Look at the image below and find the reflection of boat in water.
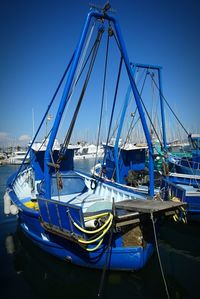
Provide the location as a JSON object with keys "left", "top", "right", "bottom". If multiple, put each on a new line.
{"left": 5, "top": 223, "right": 200, "bottom": 299}
{"left": 4, "top": 228, "right": 102, "bottom": 299}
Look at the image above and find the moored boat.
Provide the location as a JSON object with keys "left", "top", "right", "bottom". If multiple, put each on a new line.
{"left": 4, "top": 4, "right": 186, "bottom": 271}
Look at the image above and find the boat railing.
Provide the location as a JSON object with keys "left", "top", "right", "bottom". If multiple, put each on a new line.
{"left": 181, "top": 158, "right": 200, "bottom": 170}
{"left": 161, "top": 178, "right": 186, "bottom": 202}
{"left": 37, "top": 196, "right": 86, "bottom": 240}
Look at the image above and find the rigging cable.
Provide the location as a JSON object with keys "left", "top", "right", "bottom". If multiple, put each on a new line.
{"left": 112, "top": 32, "right": 164, "bottom": 149}
{"left": 150, "top": 212, "right": 171, "bottom": 299}
{"left": 57, "top": 27, "right": 105, "bottom": 163}
{"left": 11, "top": 53, "right": 75, "bottom": 186}
{"left": 149, "top": 73, "right": 189, "bottom": 136}
{"left": 59, "top": 22, "right": 96, "bottom": 132}
{"left": 123, "top": 67, "right": 149, "bottom": 147}
{"left": 110, "top": 67, "right": 146, "bottom": 141}
{"left": 97, "top": 198, "right": 115, "bottom": 298}
{"left": 101, "top": 55, "right": 123, "bottom": 173}
{"left": 93, "top": 28, "right": 111, "bottom": 173}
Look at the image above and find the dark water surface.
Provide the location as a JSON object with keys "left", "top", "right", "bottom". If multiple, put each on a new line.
{"left": 0, "top": 163, "right": 200, "bottom": 299}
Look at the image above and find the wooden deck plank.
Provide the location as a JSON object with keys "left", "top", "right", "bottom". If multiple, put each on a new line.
{"left": 115, "top": 199, "right": 187, "bottom": 213}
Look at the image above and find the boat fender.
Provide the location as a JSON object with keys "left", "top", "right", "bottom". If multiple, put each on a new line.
{"left": 84, "top": 219, "right": 100, "bottom": 229}
{"left": 4, "top": 192, "right": 11, "bottom": 215}
{"left": 10, "top": 204, "right": 19, "bottom": 215}
{"left": 90, "top": 179, "right": 97, "bottom": 190}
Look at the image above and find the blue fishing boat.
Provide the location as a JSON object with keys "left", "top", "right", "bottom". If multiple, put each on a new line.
{"left": 4, "top": 4, "right": 185, "bottom": 271}
{"left": 163, "top": 134, "right": 200, "bottom": 219}
{"left": 145, "top": 66, "right": 200, "bottom": 217}
{"left": 94, "top": 59, "right": 200, "bottom": 219}
{"left": 168, "top": 134, "right": 200, "bottom": 177}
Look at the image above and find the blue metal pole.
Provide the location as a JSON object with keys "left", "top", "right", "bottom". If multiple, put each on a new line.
{"left": 44, "top": 10, "right": 154, "bottom": 198}
{"left": 112, "top": 21, "right": 155, "bottom": 197}
{"left": 131, "top": 62, "right": 167, "bottom": 151}
{"left": 44, "top": 11, "right": 96, "bottom": 198}
{"left": 114, "top": 67, "right": 137, "bottom": 183}
{"left": 158, "top": 68, "right": 167, "bottom": 151}
{"left": 131, "top": 62, "right": 161, "bottom": 70}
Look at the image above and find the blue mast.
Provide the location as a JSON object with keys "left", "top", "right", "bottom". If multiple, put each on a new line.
{"left": 44, "top": 8, "right": 155, "bottom": 198}
{"left": 130, "top": 63, "right": 167, "bottom": 151}
{"left": 114, "top": 67, "right": 136, "bottom": 184}
{"left": 158, "top": 68, "right": 167, "bottom": 151}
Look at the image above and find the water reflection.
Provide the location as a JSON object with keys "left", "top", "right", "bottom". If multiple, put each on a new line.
{"left": 4, "top": 221, "right": 200, "bottom": 299}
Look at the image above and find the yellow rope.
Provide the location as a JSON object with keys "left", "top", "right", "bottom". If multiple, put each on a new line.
{"left": 77, "top": 215, "right": 113, "bottom": 244}
{"left": 84, "top": 212, "right": 109, "bottom": 220}
{"left": 85, "top": 238, "right": 104, "bottom": 252}
{"left": 73, "top": 213, "right": 113, "bottom": 235}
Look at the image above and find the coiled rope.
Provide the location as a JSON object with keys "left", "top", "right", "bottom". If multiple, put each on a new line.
{"left": 67, "top": 211, "right": 113, "bottom": 252}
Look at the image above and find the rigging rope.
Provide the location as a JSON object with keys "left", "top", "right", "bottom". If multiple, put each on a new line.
{"left": 149, "top": 73, "right": 189, "bottom": 136}
{"left": 57, "top": 27, "right": 104, "bottom": 163}
{"left": 59, "top": 22, "right": 96, "bottom": 132}
{"left": 138, "top": 71, "right": 164, "bottom": 150}
{"left": 122, "top": 67, "right": 149, "bottom": 147}
{"left": 150, "top": 212, "right": 171, "bottom": 299}
{"left": 12, "top": 53, "right": 74, "bottom": 186}
{"left": 93, "top": 29, "right": 111, "bottom": 173}
{"left": 112, "top": 31, "right": 165, "bottom": 151}
{"left": 101, "top": 55, "right": 123, "bottom": 173}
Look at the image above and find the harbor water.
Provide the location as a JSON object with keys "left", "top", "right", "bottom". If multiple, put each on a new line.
{"left": 0, "top": 161, "right": 200, "bottom": 299}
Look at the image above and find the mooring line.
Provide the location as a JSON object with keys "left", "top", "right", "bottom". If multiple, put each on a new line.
{"left": 150, "top": 212, "right": 170, "bottom": 299}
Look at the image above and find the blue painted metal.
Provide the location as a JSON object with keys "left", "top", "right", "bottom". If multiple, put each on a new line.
{"left": 6, "top": 8, "right": 171, "bottom": 271}
{"left": 37, "top": 197, "right": 86, "bottom": 238}
{"left": 189, "top": 134, "right": 200, "bottom": 163}
{"left": 106, "top": 145, "right": 146, "bottom": 184}
{"left": 158, "top": 68, "right": 167, "bottom": 151}
{"left": 114, "top": 65, "right": 138, "bottom": 183}
{"left": 7, "top": 171, "right": 154, "bottom": 271}
{"left": 30, "top": 148, "right": 74, "bottom": 181}
{"left": 131, "top": 63, "right": 167, "bottom": 152}
{"left": 112, "top": 20, "right": 155, "bottom": 197}
{"left": 44, "top": 12, "right": 94, "bottom": 199}
{"left": 167, "top": 173, "right": 200, "bottom": 188}
{"left": 20, "top": 218, "right": 153, "bottom": 270}
{"left": 44, "top": 10, "right": 155, "bottom": 198}
{"left": 130, "top": 62, "right": 162, "bottom": 70}
{"left": 161, "top": 177, "right": 200, "bottom": 216}
{"left": 114, "top": 85, "right": 132, "bottom": 183}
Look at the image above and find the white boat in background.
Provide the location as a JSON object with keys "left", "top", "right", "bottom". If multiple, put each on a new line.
{"left": 31, "top": 138, "right": 61, "bottom": 151}
{"left": 8, "top": 150, "right": 30, "bottom": 165}
{"left": 74, "top": 144, "right": 104, "bottom": 160}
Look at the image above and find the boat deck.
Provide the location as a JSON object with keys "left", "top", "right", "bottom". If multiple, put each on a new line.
{"left": 115, "top": 199, "right": 187, "bottom": 214}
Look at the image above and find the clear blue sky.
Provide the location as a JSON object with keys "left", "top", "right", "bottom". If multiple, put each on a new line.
{"left": 1, "top": 0, "right": 200, "bottom": 146}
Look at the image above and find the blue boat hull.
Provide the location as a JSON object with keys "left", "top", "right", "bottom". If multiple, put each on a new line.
{"left": 161, "top": 177, "right": 200, "bottom": 220}
{"left": 168, "top": 174, "right": 200, "bottom": 188}
{"left": 169, "top": 159, "right": 200, "bottom": 176}
{"left": 18, "top": 210, "right": 153, "bottom": 271}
